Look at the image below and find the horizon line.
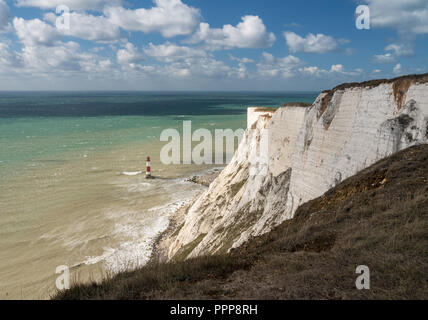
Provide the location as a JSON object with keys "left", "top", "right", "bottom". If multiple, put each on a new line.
{"left": 0, "top": 90, "right": 320, "bottom": 94}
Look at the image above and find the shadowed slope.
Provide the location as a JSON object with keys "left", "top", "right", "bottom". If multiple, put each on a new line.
{"left": 54, "top": 145, "right": 428, "bottom": 300}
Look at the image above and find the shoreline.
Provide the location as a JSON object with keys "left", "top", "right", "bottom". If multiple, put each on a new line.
{"left": 149, "top": 168, "right": 223, "bottom": 264}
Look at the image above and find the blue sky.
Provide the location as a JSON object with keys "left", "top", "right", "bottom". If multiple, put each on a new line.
{"left": 0, "top": 0, "right": 427, "bottom": 91}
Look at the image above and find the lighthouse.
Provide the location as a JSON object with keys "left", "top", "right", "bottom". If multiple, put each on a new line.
{"left": 146, "top": 156, "right": 152, "bottom": 179}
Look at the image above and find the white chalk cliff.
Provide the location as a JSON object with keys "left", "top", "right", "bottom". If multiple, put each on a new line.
{"left": 168, "top": 74, "right": 428, "bottom": 260}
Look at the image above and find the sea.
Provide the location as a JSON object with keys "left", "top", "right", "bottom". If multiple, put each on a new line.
{"left": 0, "top": 91, "right": 317, "bottom": 299}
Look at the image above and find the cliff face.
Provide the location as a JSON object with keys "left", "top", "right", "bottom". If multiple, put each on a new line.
{"left": 289, "top": 76, "right": 428, "bottom": 213}
{"left": 169, "top": 106, "right": 307, "bottom": 258}
{"left": 169, "top": 74, "right": 428, "bottom": 260}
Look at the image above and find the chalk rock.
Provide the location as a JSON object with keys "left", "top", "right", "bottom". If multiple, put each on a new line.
{"left": 168, "top": 74, "right": 428, "bottom": 259}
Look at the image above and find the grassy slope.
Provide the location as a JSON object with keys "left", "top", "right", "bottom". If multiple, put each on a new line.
{"left": 55, "top": 145, "right": 428, "bottom": 300}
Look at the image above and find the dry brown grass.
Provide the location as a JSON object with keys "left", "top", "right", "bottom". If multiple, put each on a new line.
{"left": 54, "top": 145, "right": 428, "bottom": 300}
{"left": 252, "top": 107, "right": 277, "bottom": 112}
{"left": 282, "top": 102, "right": 312, "bottom": 108}
{"left": 54, "top": 255, "right": 253, "bottom": 300}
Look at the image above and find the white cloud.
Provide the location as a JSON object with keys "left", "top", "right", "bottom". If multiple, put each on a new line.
{"left": 118, "top": 54, "right": 241, "bottom": 80}
{"left": 229, "top": 55, "right": 255, "bottom": 64}
{"left": 284, "top": 31, "right": 342, "bottom": 54}
{"left": 144, "top": 42, "right": 206, "bottom": 62}
{"left": 372, "top": 42, "right": 414, "bottom": 64}
{"left": 13, "top": 17, "right": 60, "bottom": 46}
{"left": 117, "top": 42, "right": 144, "bottom": 65}
{"left": 261, "top": 52, "right": 275, "bottom": 64}
{"left": 16, "top": 1, "right": 199, "bottom": 42}
{"left": 365, "top": 1, "right": 427, "bottom": 63}
{"left": 373, "top": 53, "right": 395, "bottom": 63}
{"left": 257, "top": 52, "right": 302, "bottom": 78}
{"left": 227, "top": 55, "right": 254, "bottom": 79}
{"left": 167, "top": 57, "right": 234, "bottom": 78}
{"left": 15, "top": 0, "right": 122, "bottom": 10}
{"left": 330, "top": 64, "right": 363, "bottom": 76}
{"left": 98, "top": 59, "right": 112, "bottom": 70}
{"left": 0, "top": 0, "right": 11, "bottom": 32}
{"left": 17, "top": 40, "right": 111, "bottom": 76}
{"left": 0, "top": 43, "right": 23, "bottom": 71}
{"left": 235, "top": 63, "right": 248, "bottom": 79}
{"left": 299, "top": 66, "right": 320, "bottom": 76}
{"left": 330, "top": 64, "right": 343, "bottom": 73}
{"left": 104, "top": 0, "right": 200, "bottom": 37}
{"left": 284, "top": 22, "right": 303, "bottom": 28}
{"left": 366, "top": 0, "right": 428, "bottom": 35}
{"left": 8, "top": 16, "right": 115, "bottom": 77}
{"left": 44, "top": 12, "right": 121, "bottom": 41}
{"left": 188, "top": 15, "right": 276, "bottom": 49}
{"left": 393, "top": 63, "right": 403, "bottom": 75}
{"left": 385, "top": 43, "right": 414, "bottom": 57}
{"left": 299, "top": 64, "right": 363, "bottom": 78}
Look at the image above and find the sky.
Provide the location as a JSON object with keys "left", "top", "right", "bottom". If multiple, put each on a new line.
{"left": 0, "top": 0, "right": 427, "bottom": 91}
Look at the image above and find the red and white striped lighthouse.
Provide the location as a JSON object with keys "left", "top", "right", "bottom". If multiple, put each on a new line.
{"left": 146, "top": 156, "right": 152, "bottom": 179}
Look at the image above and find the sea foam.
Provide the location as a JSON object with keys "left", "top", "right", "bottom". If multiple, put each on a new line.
{"left": 122, "top": 171, "right": 142, "bottom": 176}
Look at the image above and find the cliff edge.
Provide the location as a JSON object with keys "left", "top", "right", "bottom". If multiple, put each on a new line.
{"left": 168, "top": 73, "right": 428, "bottom": 260}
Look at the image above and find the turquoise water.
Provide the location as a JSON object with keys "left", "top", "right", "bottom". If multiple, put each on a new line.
{"left": 0, "top": 115, "right": 239, "bottom": 169}
{"left": 0, "top": 92, "right": 316, "bottom": 168}
{"left": 0, "top": 92, "right": 317, "bottom": 299}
